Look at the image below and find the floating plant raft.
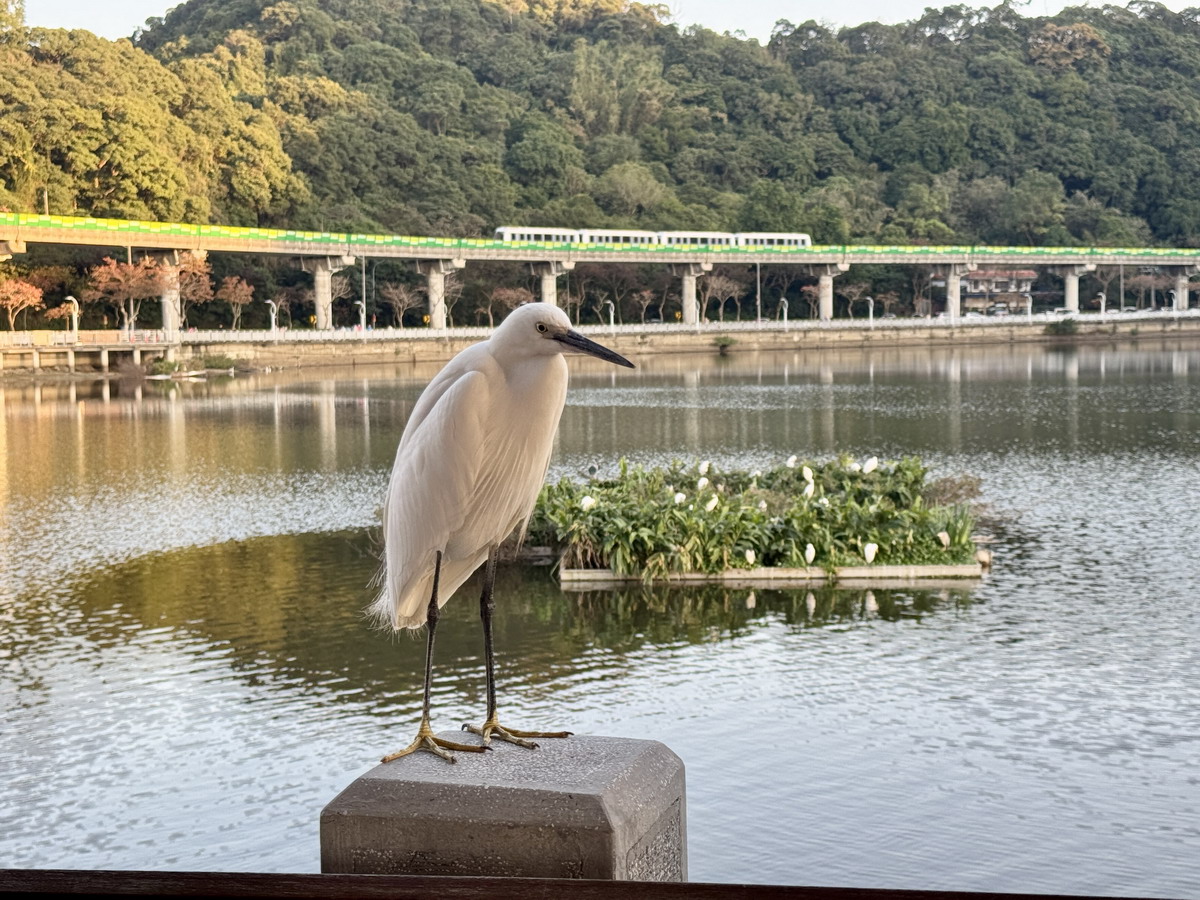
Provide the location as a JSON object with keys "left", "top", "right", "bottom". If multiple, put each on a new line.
{"left": 557, "top": 562, "right": 985, "bottom": 589}
{"left": 527, "top": 455, "right": 989, "bottom": 587}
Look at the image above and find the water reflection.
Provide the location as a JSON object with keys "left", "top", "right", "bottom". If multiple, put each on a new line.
{"left": 3, "top": 339, "right": 1200, "bottom": 895}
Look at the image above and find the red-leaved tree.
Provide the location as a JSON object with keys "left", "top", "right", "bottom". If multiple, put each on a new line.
{"left": 0, "top": 278, "right": 44, "bottom": 330}
{"left": 216, "top": 276, "right": 255, "bottom": 329}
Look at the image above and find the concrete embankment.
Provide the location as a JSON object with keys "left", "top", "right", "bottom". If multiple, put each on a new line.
{"left": 175, "top": 315, "right": 1200, "bottom": 370}
{"left": 4, "top": 315, "right": 1200, "bottom": 377}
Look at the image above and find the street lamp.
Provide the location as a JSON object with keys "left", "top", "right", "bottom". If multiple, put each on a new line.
{"left": 64, "top": 295, "right": 80, "bottom": 341}
{"left": 1097, "top": 291, "right": 1107, "bottom": 319}
{"left": 867, "top": 296, "right": 874, "bottom": 327}
{"left": 355, "top": 299, "right": 367, "bottom": 331}
{"left": 779, "top": 297, "right": 789, "bottom": 330}
{"left": 265, "top": 299, "right": 279, "bottom": 336}
{"left": 604, "top": 299, "right": 615, "bottom": 334}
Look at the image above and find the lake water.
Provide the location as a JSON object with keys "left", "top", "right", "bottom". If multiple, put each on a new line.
{"left": 1, "top": 339, "right": 1198, "bottom": 896}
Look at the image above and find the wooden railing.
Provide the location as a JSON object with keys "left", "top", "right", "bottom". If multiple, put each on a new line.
{"left": 0, "top": 870, "right": 1160, "bottom": 900}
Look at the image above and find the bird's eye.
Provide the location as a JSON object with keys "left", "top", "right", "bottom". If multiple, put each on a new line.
{"left": 536, "top": 322, "right": 548, "bottom": 333}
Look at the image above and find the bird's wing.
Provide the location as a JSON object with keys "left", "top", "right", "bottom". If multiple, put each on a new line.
{"left": 371, "top": 366, "right": 494, "bottom": 630}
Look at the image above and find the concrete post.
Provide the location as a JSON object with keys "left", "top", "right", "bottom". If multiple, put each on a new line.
{"left": 99, "top": 348, "right": 109, "bottom": 372}
{"left": 811, "top": 263, "right": 849, "bottom": 321}
{"left": 321, "top": 735, "right": 686, "bottom": 881}
{"left": 308, "top": 256, "right": 356, "bottom": 330}
{"left": 1049, "top": 264, "right": 1095, "bottom": 313}
{"left": 669, "top": 262, "right": 712, "bottom": 325}
{"left": 415, "top": 259, "right": 466, "bottom": 328}
{"left": 67, "top": 349, "right": 75, "bottom": 373}
{"left": 530, "top": 261, "right": 575, "bottom": 307}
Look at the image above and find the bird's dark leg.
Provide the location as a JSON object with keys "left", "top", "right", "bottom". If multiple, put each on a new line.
{"left": 382, "top": 551, "right": 488, "bottom": 764}
{"left": 464, "top": 546, "right": 572, "bottom": 749}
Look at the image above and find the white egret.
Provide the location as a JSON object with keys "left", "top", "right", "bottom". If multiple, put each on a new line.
{"left": 371, "top": 303, "right": 634, "bottom": 763}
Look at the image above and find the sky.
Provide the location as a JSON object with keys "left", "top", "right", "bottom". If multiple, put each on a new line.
{"left": 24, "top": 0, "right": 1200, "bottom": 43}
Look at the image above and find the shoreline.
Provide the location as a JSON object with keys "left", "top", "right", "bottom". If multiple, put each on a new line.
{"left": 3, "top": 314, "right": 1200, "bottom": 379}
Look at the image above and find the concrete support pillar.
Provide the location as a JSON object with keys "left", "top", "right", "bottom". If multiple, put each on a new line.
{"left": 1169, "top": 267, "right": 1197, "bottom": 310}
{"left": 810, "top": 263, "right": 849, "bottom": 321}
{"left": 149, "top": 249, "right": 187, "bottom": 338}
{"left": 67, "top": 349, "right": 75, "bottom": 373}
{"left": 937, "top": 264, "right": 971, "bottom": 320}
{"left": 99, "top": 349, "right": 109, "bottom": 372}
{"left": 529, "top": 261, "right": 575, "bottom": 307}
{"left": 415, "top": 259, "right": 466, "bottom": 329}
{"left": 536, "top": 261, "right": 576, "bottom": 307}
{"left": 669, "top": 262, "right": 712, "bottom": 325}
{"left": 308, "top": 256, "right": 356, "bottom": 330}
{"left": 321, "top": 735, "right": 686, "bottom": 881}
{"left": 31, "top": 349, "right": 40, "bottom": 370}
{"left": 1048, "top": 264, "right": 1095, "bottom": 312}
{"left": 132, "top": 347, "right": 142, "bottom": 366}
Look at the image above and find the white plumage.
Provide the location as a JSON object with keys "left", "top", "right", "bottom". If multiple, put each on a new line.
{"left": 371, "top": 302, "right": 633, "bottom": 762}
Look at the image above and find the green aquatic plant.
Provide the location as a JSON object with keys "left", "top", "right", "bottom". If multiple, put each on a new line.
{"left": 528, "top": 456, "right": 979, "bottom": 579}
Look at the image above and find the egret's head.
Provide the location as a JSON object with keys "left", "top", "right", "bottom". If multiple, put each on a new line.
{"left": 497, "top": 303, "right": 634, "bottom": 368}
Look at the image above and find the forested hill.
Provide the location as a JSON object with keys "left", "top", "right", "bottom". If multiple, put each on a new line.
{"left": 8, "top": 0, "right": 1200, "bottom": 247}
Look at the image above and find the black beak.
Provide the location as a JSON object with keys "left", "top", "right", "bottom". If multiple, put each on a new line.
{"left": 553, "top": 329, "right": 635, "bottom": 368}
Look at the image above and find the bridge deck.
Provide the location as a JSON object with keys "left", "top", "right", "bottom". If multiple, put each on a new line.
{"left": 5, "top": 212, "right": 1200, "bottom": 266}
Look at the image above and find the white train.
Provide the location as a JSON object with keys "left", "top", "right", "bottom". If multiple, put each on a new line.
{"left": 493, "top": 226, "right": 812, "bottom": 248}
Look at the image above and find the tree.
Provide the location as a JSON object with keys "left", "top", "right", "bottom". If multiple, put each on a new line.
{"left": 379, "top": 281, "right": 424, "bottom": 327}
{"left": 0, "top": 277, "right": 42, "bottom": 329}
{"left": 83, "top": 257, "right": 165, "bottom": 331}
{"left": 0, "top": 1, "right": 25, "bottom": 38}
{"left": 442, "top": 272, "right": 464, "bottom": 326}
{"left": 328, "top": 274, "right": 353, "bottom": 326}
{"left": 43, "top": 303, "right": 74, "bottom": 329}
{"left": 800, "top": 284, "right": 820, "bottom": 319}
{"left": 480, "top": 286, "right": 534, "bottom": 327}
{"left": 216, "top": 275, "right": 255, "bottom": 329}
{"left": 702, "top": 273, "right": 745, "bottom": 321}
{"left": 839, "top": 281, "right": 872, "bottom": 318}
{"left": 877, "top": 290, "right": 903, "bottom": 317}
{"left": 594, "top": 162, "right": 668, "bottom": 218}
{"left": 178, "top": 252, "right": 214, "bottom": 327}
{"left": 632, "top": 289, "right": 656, "bottom": 323}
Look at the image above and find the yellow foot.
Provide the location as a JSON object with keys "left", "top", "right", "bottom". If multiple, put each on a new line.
{"left": 382, "top": 723, "right": 489, "bottom": 764}
{"left": 462, "top": 717, "right": 573, "bottom": 750}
